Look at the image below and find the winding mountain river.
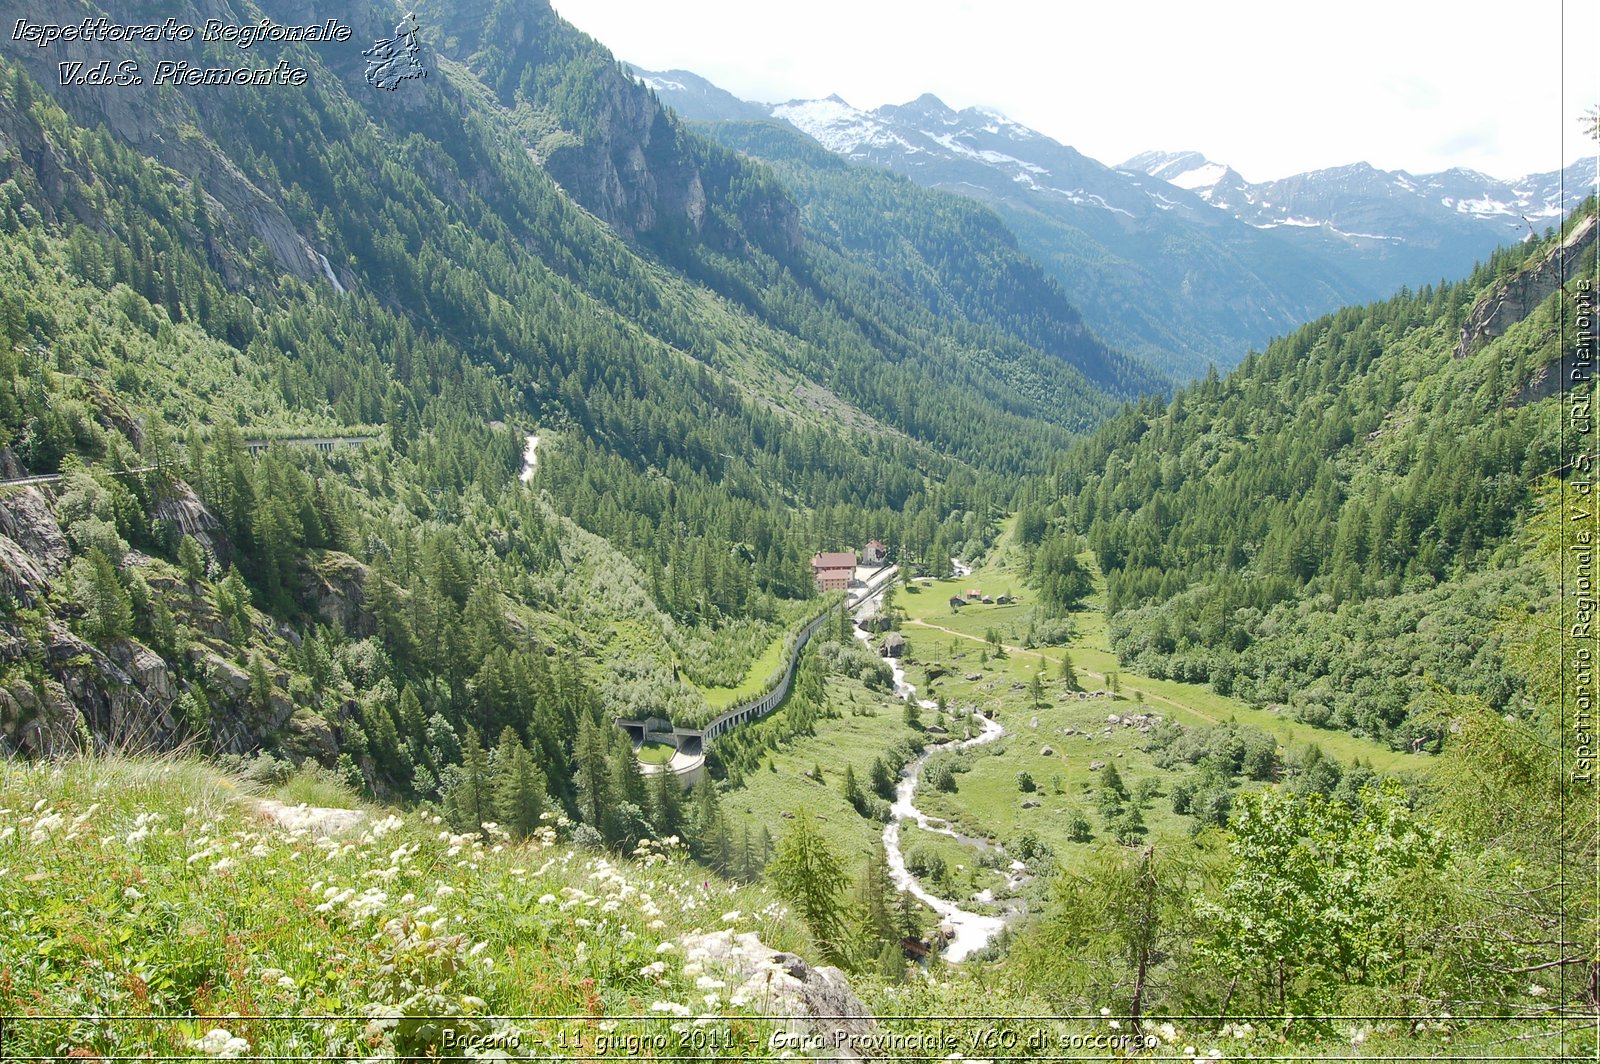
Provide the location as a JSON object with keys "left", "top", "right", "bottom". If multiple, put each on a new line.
{"left": 852, "top": 588, "right": 1010, "bottom": 961}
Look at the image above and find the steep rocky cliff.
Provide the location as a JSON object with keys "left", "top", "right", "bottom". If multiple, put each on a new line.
{"left": 1457, "top": 212, "right": 1597, "bottom": 358}
{"left": 416, "top": 0, "right": 801, "bottom": 257}
{"left": 0, "top": 478, "right": 342, "bottom": 762}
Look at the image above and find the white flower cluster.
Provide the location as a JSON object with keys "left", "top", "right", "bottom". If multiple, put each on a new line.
{"left": 189, "top": 1028, "right": 250, "bottom": 1058}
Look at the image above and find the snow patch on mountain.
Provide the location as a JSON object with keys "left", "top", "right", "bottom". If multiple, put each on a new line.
{"left": 927, "top": 132, "right": 1047, "bottom": 174}
{"left": 1166, "top": 161, "right": 1229, "bottom": 191}
{"left": 637, "top": 74, "right": 686, "bottom": 94}
{"left": 773, "top": 96, "right": 912, "bottom": 156}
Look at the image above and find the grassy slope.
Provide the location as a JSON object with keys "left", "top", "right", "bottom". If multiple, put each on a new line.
{"left": 0, "top": 758, "right": 1568, "bottom": 1062}
{"left": 888, "top": 519, "right": 1422, "bottom": 885}
{"left": 721, "top": 675, "right": 920, "bottom": 872}
{"left": 902, "top": 520, "right": 1418, "bottom": 770}
{"left": 691, "top": 633, "right": 789, "bottom": 712}
{"left": 0, "top": 757, "right": 812, "bottom": 1060}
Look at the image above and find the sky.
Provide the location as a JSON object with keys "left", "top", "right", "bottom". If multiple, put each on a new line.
{"left": 551, "top": 0, "right": 1598, "bottom": 183}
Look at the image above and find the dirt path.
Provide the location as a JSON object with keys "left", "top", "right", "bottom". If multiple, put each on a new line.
{"left": 903, "top": 617, "right": 1222, "bottom": 726}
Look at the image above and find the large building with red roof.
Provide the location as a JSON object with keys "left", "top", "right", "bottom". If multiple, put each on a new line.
{"left": 810, "top": 551, "right": 857, "bottom": 591}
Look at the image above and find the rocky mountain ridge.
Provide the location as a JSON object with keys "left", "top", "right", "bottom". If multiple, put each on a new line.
{"left": 634, "top": 67, "right": 1593, "bottom": 377}
{"left": 1124, "top": 148, "right": 1595, "bottom": 239}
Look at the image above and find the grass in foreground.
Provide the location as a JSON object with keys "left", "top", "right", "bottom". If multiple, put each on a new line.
{"left": 0, "top": 755, "right": 812, "bottom": 1059}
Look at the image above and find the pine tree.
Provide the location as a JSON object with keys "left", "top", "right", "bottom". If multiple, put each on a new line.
{"left": 573, "top": 714, "right": 612, "bottom": 840}
{"left": 738, "top": 825, "right": 755, "bottom": 881}
{"left": 247, "top": 653, "right": 274, "bottom": 717}
{"left": 651, "top": 766, "right": 683, "bottom": 841}
{"left": 612, "top": 738, "right": 650, "bottom": 810}
{"left": 689, "top": 778, "right": 727, "bottom": 868}
{"left": 492, "top": 726, "right": 546, "bottom": 838}
{"left": 842, "top": 764, "right": 865, "bottom": 815}
{"left": 1101, "top": 762, "right": 1128, "bottom": 802}
{"left": 178, "top": 535, "right": 206, "bottom": 586}
{"left": 444, "top": 724, "right": 492, "bottom": 835}
{"left": 854, "top": 847, "right": 900, "bottom": 950}
{"left": 1058, "top": 651, "right": 1079, "bottom": 690}
{"left": 78, "top": 548, "right": 133, "bottom": 643}
{"left": 870, "top": 757, "right": 896, "bottom": 800}
{"left": 767, "top": 810, "right": 851, "bottom": 965}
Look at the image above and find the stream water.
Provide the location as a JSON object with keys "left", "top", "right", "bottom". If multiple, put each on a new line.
{"left": 519, "top": 434, "right": 540, "bottom": 482}
{"left": 315, "top": 251, "right": 346, "bottom": 294}
{"left": 852, "top": 586, "right": 1012, "bottom": 962}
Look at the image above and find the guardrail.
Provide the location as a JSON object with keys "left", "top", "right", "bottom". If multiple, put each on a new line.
{"left": 620, "top": 566, "right": 898, "bottom": 766}
{"left": 700, "top": 607, "right": 835, "bottom": 742}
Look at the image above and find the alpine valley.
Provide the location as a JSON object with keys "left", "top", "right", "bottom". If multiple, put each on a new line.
{"left": 0, "top": 1, "right": 1593, "bottom": 1060}
{"left": 637, "top": 65, "right": 1596, "bottom": 378}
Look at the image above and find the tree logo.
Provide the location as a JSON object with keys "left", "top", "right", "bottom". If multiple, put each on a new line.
{"left": 364, "top": 12, "right": 427, "bottom": 91}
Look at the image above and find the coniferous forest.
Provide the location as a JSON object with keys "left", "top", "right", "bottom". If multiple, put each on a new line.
{"left": 0, "top": 1, "right": 1594, "bottom": 1060}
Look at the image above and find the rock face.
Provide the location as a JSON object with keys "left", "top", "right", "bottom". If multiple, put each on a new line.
{"left": 1458, "top": 213, "right": 1598, "bottom": 358}
{"left": 679, "top": 930, "right": 877, "bottom": 1061}
{"left": 0, "top": 488, "right": 70, "bottom": 576}
{"left": 0, "top": 676, "right": 79, "bottom": 757}
{"left": 300, "top": 551, "right": 374, "bottom": 637}
{"left": 53, "top": 629, "right": 183, "bottom": 752}
{"left": 151, "top": 483, "right": 230, "bottom": 567}
{"left": 0, "top": 624, "right": 184, "bottom": 757}
{"left": 570, "top": 97, "right": 796, "bottom": 255}
{"left": 417, "top": 0, "right": 801, "bottom": 259}
{"left": 0, "top": 534, "right": 52, "bottom": 605}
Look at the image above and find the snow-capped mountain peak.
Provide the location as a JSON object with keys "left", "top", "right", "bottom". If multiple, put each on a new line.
{"left": 1124, "top": 149, "right": 1596, "bottom": 240}
{"left": 770, "top": 95, "right": 906, "bottom": 156}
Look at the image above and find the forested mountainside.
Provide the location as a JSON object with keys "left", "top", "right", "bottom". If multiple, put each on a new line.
{"left": 0, "top": 0, "right": 1596, "bottom": 1057}
{"left": 1041, "top": 204, "right": 1596, "bottom": 749}
{"left": 0, "top": 0, "right": 1151, "bottom": 825}
{"left": 640, "top": 69, "right": 1576, "bottom": 382}
{"left": 685, "top": 118, "right": 1155, "bottom": 399}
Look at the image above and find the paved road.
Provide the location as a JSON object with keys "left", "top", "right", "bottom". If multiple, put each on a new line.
{"left": 0, "top": 465, "right": 157, "bottom": 489}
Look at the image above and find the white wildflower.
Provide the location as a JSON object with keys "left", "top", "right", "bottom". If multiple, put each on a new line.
{"left": 189, "top": 1028, "right": 250, "bottom": 1058}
